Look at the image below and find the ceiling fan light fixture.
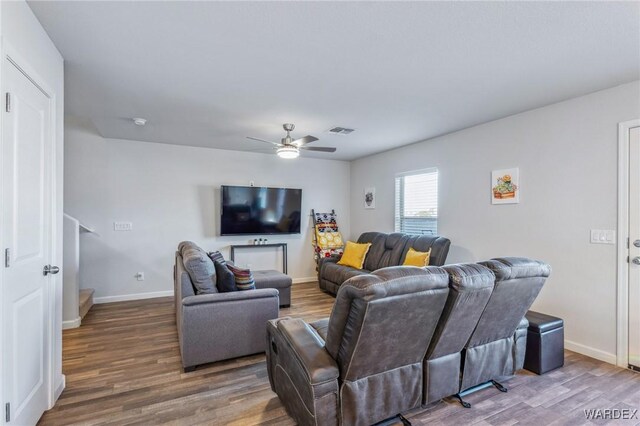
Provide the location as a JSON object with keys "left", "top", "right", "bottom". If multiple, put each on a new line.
{"left": 276, "top": 145, "right": 299, "bottom": 159}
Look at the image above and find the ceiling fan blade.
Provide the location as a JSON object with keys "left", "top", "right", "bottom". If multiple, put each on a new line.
{"left": 246, "top": 136, "right": 281, "bottom": 146}
{"left": 299, "top": 146, "right": 336, "bottom": 153}
{"left": 292, "top": 135, "right": 319, "bottom": 146}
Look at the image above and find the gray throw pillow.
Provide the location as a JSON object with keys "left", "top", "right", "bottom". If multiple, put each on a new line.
{"left": 178, "top": 240, "right": 201, "bottom": 253}
{"left": 181, "top": 247, "right": 218, "bottom": 294}
{"left": 214, "top": 260, "right": 237, "bottom": 292}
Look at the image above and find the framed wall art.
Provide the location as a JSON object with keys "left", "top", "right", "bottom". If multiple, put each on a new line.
{"left": 491, "top": 168, "right": 519, "bottom": 204}
{"left": 364, "top": 187, "right": 376, "bottom": 209}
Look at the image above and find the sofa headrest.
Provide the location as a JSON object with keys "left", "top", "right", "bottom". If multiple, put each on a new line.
{"left": 384, "top": 233, "right": 406, "bottom": 250}
{"left": 444, "top": 263, "right": 495, "bottom": 292}
{"left": 479, "top": 257, "right": 551, "bottom": 281}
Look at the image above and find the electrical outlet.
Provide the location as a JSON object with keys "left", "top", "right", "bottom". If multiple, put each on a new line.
{"left": 114, "top": 221, "right": 133, "bottom": 231}
{"left": 135, "top": 272, "right": 145, "bottom": 281}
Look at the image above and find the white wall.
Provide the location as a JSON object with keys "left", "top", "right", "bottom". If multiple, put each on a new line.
{"left": 0, "top": 0, "right": 65, "bottom": 413}
{"left": 350, "top": 81, "right": 640, "bottom": 363}
{"left": 64, "top": 116, "right": 350, "bottom": 301}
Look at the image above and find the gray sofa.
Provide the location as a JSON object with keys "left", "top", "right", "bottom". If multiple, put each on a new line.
{"left": 318, "top": 231, "right": 451, "bottom": 295}
{"left": 174, "top": 250, "right": 279, "bottom": 371}
{"left": 267, "top": 257, "right": 550, "bottom": 425}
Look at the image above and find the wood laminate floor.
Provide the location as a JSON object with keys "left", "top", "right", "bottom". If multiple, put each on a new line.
{"left": 40, "top": 282, "right": 640, "bottom": 425}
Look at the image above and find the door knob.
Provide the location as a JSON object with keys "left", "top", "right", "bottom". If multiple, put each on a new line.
{"left": 632, "top": 257, "right": 640, "bottom": 266}
{"left": 634, "top": 240, "right": 640, "bottom": 248}
{"left": 43, "top": 265, "right": 60, "bottom": 276}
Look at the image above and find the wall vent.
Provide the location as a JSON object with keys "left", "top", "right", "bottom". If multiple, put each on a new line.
{"left": 328, "top": 127, "right": 355, "bottom": 135}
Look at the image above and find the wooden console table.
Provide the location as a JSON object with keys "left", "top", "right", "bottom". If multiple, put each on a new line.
{"left": 229, "top": 243, "right": 288, "bottom": 274}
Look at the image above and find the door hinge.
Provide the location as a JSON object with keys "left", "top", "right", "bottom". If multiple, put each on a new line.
{"left": 627, "top": 237, "right": 630, "bottom": 249}
{"left": 5, "top": 92, "right": 10, "bottom": 113}
{"left": 627, "top": 256, "right": 630, "bottom": 263}
{"left": 5, "top": 402, "right": 9, "bottom": 423}
{"left": 4, "top": 248, "right": 10, "bottom": 268}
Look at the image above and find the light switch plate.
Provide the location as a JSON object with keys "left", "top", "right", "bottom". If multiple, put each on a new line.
{"left": 590, "top": 229, "right": 615, "bottom": 245}
{"left": 114, "top": 221, "right": 133, "bottom": 231}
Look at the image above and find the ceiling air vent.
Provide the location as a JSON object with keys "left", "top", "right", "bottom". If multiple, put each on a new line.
{"left": 328, "top": 127, "right": 355, "bottom": 135}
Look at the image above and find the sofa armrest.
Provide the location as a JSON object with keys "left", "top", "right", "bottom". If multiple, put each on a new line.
{"left": 513, "top": 316, "right": 529, "bottom": 371}
{"left": 179, "top": 288, "right": 279, "bottom": 368}
{"left": 182, "top": 288, "right": 279, "bottom": 306}
{"left": 318, "top": 255, "right": 341, "bottom": 279}
{"left": 266, "top": 318, "right": 340, "bottom": 425}
{"left": 319, "top": 254, "right": 341, "bottom": 267}
{"left": 276, "top": 318, "right": 339, "bottom": 385}
{"left": 517, "top": 316, "right": 529, "bottom": 331}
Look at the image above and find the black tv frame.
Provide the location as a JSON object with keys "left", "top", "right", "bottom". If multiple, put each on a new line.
{"left": 219, "top": 185, "right": 302, "bottom": 236}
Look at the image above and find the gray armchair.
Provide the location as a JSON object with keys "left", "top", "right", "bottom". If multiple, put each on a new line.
{"left": 175, "top": 252, "right": 279, "bottom": 371}
{"left": 266, "top": 266, "right": 450, "bottom": 426}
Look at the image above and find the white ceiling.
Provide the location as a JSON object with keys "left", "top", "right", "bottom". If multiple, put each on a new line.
{"left": 28, "top": 1, "right": 640, "bottom": 161}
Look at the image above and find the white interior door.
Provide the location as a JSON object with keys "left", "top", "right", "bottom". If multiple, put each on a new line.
{"left": 2, "top": 57, "right": 55, "bottom": 425}
{"left": 628, "top": 125, "right": 640, "bottom": 370}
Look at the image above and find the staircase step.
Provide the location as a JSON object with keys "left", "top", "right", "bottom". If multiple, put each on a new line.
{"left": 79, "top": 288, "right": 94, "bottom": 319}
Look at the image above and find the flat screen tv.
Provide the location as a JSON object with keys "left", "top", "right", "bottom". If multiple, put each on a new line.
{"left": 220, "top": 185, "right": 302, "bottom": 236}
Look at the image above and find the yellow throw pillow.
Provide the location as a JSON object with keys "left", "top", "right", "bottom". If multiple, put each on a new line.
{"left": 338, "top": 241, "right": 372, "bottom": 269}
{"left": 403, "top": 247, "right": 431, "bottom": 267}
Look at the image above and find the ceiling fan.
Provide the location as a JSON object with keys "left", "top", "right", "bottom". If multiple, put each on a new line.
{"left": 247, "top": 123, "right": 336, "bottom": 159}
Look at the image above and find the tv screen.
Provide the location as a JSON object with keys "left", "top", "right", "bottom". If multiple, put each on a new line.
{"left": 220, "top": 185, "right": 302, "bottom": 235}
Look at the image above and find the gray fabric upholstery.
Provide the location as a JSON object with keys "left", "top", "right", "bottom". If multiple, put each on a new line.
{"left": 179, "top": 242, "right": 218, "bottom": 294}
{"left": 422, "top": 263, "right": 495, "bottom": 404}
{"left": 175, "top": 251, "right": 279, "bottom": 370}
{"left": 460, "top": 257, "right": 550, "bottom": 391}
{"left": 268, "top": 266, "right": 450, "bottom": 426}
{"left": 213, "top": 260, "right": 236, "bottom": 292}
{"left": 318, "top": 232, "right": 451, "bottom": 295}
{"left": 253, "top": 270, "right": 292, "bottom": 307}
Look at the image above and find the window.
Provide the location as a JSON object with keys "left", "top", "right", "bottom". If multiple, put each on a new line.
{"left": 395, "top": 168, "right": 438, "bottom": 235}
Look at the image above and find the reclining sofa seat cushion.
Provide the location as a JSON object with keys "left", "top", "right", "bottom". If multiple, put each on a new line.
{"left": 422, "top": 263, "right": 495, "bottom": 405}
{"left": 266, "top": 266, "right": 450, "bottom": 426}
{"left": 460, "top": 257, "right": 551, "bottom": 391}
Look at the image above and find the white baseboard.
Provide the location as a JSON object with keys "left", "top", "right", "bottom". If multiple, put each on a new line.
{"left": 292, "top": 277, "right": 318, "bottom": 284}
{"left": 94, "top": 290, "right": 174, "bottom": 304}
{"left": 565, "top": 339, "right": 617, "bottom": 365}
{"left": 51, "top": 374, "right": 65, "bottom": 408}
{"left": 62, "top": 317, "right": 81, "bottom": 329}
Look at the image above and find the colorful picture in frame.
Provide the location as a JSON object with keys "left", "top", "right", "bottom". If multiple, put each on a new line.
{"left": 364, "top": 187, "right": 376, "bottom": 209}
{"left": 491, "top": 168, "right": 519, "bottom": 204}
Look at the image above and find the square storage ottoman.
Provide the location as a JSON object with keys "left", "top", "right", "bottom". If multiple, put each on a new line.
{"left": 253, "top": 270, "right": 292, "bottom": 308}
{"left": 524, "top": 311, "right": 564, "bottom": 375}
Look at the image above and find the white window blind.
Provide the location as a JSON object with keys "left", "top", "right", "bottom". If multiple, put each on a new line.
{"left": 395, "top": 169, "right": 438, "bottom": 235}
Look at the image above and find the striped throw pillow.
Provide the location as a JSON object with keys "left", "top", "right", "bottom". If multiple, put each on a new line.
{"left": 207, "top": 251, "right": 225, "bottom": 264}
{"left": 227, "top": 264, "right": 256, "bottom": 291}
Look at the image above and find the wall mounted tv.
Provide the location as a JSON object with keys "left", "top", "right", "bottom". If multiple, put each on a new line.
{"left": 220, "top": 185, "right": 302, "bottom": 236}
